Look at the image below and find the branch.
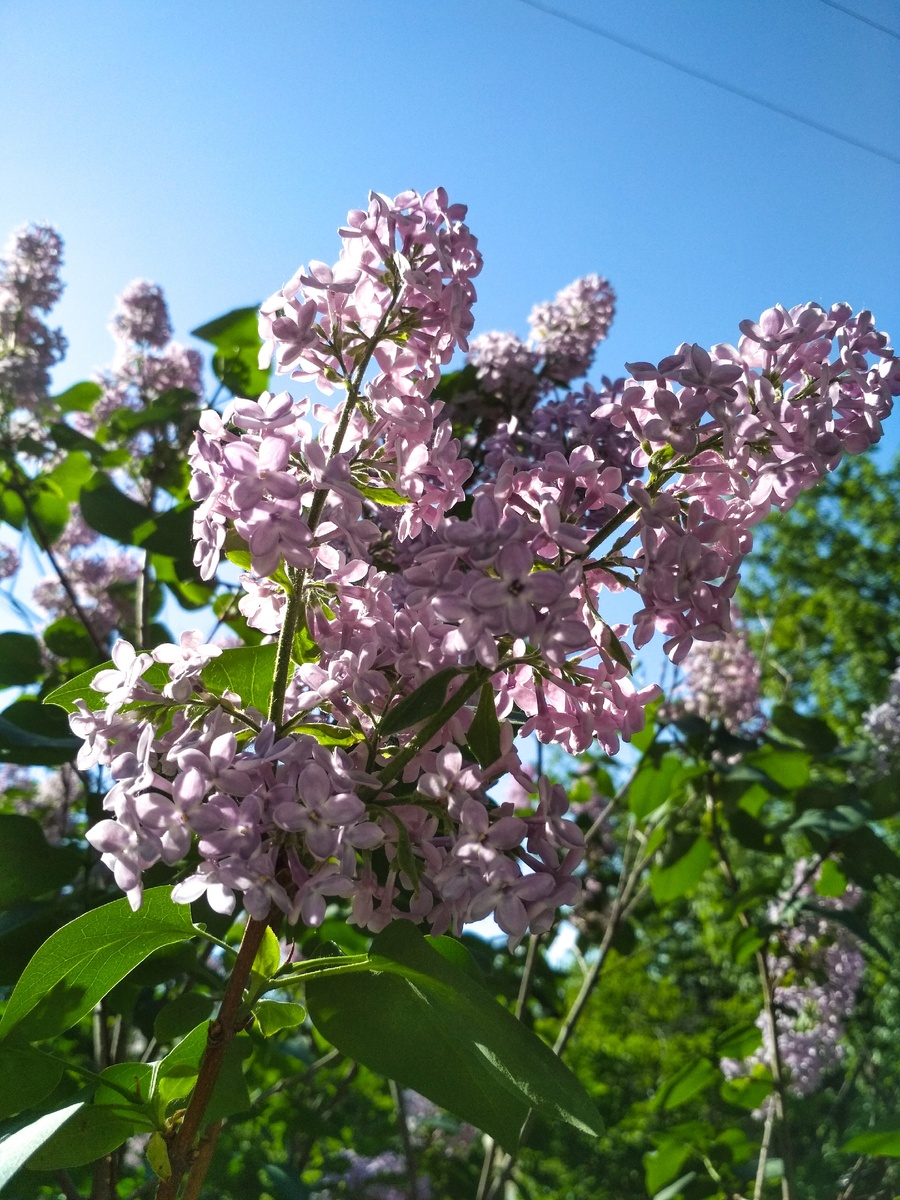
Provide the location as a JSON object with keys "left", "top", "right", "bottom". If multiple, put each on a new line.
{"left": 154, "top": 914, "right": 270, "bottom": 1200}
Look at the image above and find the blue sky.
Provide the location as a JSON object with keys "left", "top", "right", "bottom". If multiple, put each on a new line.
{"left": 1, "top": 0, "right": 897, "bottom": 426}
{"left": 1, "top": 0, "right": 898, "bottom": 678}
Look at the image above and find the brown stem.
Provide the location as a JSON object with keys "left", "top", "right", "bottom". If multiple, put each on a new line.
{"left": 154, "top": 914, "right": 270, "bottom": 1200}
{"left": 55, "top": 1171, "right": 83, "bottom": 1200}
{"left": 390, "top": 1080, "right": 418, "bottom": 1200}
{"left": 8, "top": 471, "right": 107, "bottom": 656}
{"left": 180, "top": 1121, "right": 223, "bottom": 1200}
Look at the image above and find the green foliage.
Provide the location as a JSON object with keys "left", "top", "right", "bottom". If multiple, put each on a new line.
{"left": 0, "top": 888, "right": 194, "bottom": 1043}
{"left": 741, "top": 452, "right": 900, "bottom": 737}
{"left": 192, "top": 306, "right": 269, "bottom": 399}
{"left": 305, "top": 921, "right": 603, "bottom": 1148}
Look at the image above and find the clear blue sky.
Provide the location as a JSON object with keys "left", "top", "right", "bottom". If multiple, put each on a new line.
{"left": 2, "top": 0, "right": 897, "bottom": 426}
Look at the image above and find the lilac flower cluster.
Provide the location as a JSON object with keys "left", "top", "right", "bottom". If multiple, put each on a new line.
{"left": 0, "top": 541, "right": 19, "bottom": 581}
{"left": 619, "top": 307, "right": 899, "bottom": 660}
{"left": 315, "top": 1150, "right": 431, "bottom": 1200}
{"left": 77, "top": 188, "right": 898, "bottom": 946}
{"left": 465, "top": 274, "right": 616, "bottom": 414}
{"left": 528, "top": 273, "right": 616, "bottom": 385}
{"left": 722, "top": 865, "right": 865, "bottom": 1097}
{"left": 863, "top": 657, "right": 900, "bottom": 771}
{"left": 668, "top": 616, "right": 765, "bottom": 732}
{"left": 77, "top": 278, "right": 203, "bottom": 447}
{"left": 0, "top": 223, "right": 67, "bottom": 415}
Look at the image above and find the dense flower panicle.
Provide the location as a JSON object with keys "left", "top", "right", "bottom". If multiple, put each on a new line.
{"left": 109, "top": 279, "right": 173, "bottom": 349}
{"left": 0, "top": 541, "right": 19, "bottom": 581}
{"left": 0, "top": 223, "right": 67, "bottom": 413}
{"left": 528, "top": 273, "right": 616, "bottom": 385}
{"left": 863, "top": 657, "right": 900, "bottom": 771}
{"left": 669, "top": 619, "right": 765, "bottom": 732}
{"left": 722, "top": 865, "right": 865, "bottom": 1098}
{"left": 75, "top": 278, "right": 203, "bottom": 453}
{"left": 80, "top": 189, "right": 898, "bottom": 942}
{"left": 468, "top": 330, "right": 541, "bottom": 413}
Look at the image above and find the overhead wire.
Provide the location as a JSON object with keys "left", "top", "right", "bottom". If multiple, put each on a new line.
{"left": 813, "top": 0, "right": 900, "bottom": 43}
{"left": 510, "top": 0, "right": 900, "bottom": 168}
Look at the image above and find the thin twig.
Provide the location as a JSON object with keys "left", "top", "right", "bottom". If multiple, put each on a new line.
{"left": 390, "top": 1081, "right": 418, "bottom": 1200}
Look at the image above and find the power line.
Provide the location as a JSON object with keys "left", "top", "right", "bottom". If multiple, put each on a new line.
{"left": 511, "top": 0, "right": 900, "bottom": 168}
{"left": 813, "top": 0, "right": 900, "bottom": 42}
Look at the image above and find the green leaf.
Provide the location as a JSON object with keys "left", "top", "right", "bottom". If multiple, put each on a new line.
{"left": 0, "top": 1046, "right": 64, "bottom": 1120}
{"left": 656, "top": 1059, "right": 719, "bottom": 1110}
{"left": 53, "top": 381, "right": 102, "bottom": 412}
{"left": 628, "top": 756, "right": 682, "bottom": 821}
{"left": 747, "top": 747, "right": 811, "bottom": 790}
{"left": 48, "top": 422, "right": 106, "bottom": 463}
{"left": 650, "top": 837, "right": 713, "bottom": 905}
{"left": 380, "top": 668, "right": 465, "bottom": 737}
{"left": 729, "top": 926, "right": 765, "bottom": 966}
{"left": 720, "top": 1074, "right": 773, "bottom": 1109}
{"left": 0, "top": 1102, "right": 84, "bottom": 1191}
{"left": 192, "top": 306, "right": 269, "bottom": 400}
{"left": 252, "top": 926, "right": 282, "bottom": 981}
{"left": 305, "top": 921, "right": 602, "bottom": 1149}
{"left": 815, "top": 859, "right": 848, "bottom": 898}
{"left": 425, "top": 935, "right": 486, "bottom": 987}
{"left": 466, "top": 683, "right": 502, "bottom": 768}
{"left": 0, "top": 700, "right": 81, "bottom": 766}
{"left": 153, "top": 994, "right": 215, "bottom": 1045}
{"left": 0, "top": 816, "right": 81, "bottom": 910}
{"left": 652, "top": 1173, "right": 698, "bottom": 1200}
{"left": 715, "top": 1023, "right": 763, "bottom": 1060}
{"left": 645, "top": 1139, "right": 692, "bottom": 1194}
{"left": 290, "top": 723, "right": 361, "bottom": 748}
{"left": 201, "top": 642, "right": 278, "bottom": 713}
{"left": 841, "top": 1128, "right": 900, "bottom": 1156}
{"left": 0, "top": 887, "right": 195, "bottom": 1044}
{"left": 154, "top": 1025, "right": 251, "bottom": 1124}
{"left": 254, "top": 1000, "right": 307, "bottom": 1037}
{"left": 355, "top": 482, "right": 409, "bottom": 506}
{"left": 770, "top": 705, "right": 838, "bottom": 755}
{"left": 79, "top": 471, "right": 153, "bottom": 544}
{"left": 134, "top": 502, "right": 196, "bottom": 565}
{"left": 27, "top": 480, "right": 69, "bottom": 544}
{"left": 0, "top": 633, "right": 43, "bottom": 687}
{"left": 42, "top": 616, "right": 100, "bottom": 661}
{"left": 25, "top": 1103, "right": 139, "bottom": 1170}
{"left": 44, "top": 452, "right": 94, "bottom": 504}
{"left": 43, "top": 660, "right": 112, "bottom": 714}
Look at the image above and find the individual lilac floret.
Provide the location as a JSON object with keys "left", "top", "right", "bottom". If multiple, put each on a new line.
{"left": 109, "top": 279, "right": 173, "bottom": 349}
{"left": 0, "top": 222, "right": 67, "bottom": 412}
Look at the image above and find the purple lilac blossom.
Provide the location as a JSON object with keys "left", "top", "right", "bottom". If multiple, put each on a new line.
{"left": 109, "top": 279, "right": 173, "bottom": 349}
{"left": 669, "top": 617, "right": 765, "bottom": 732}
{"left": 721, "top": 864, "right": 865, "bottom": 1098}
{"left": 0, "top": 542, "right": 19, "bottom": 581}
{"left": 863, "top": 658, "right": 900, "bottom": 771}
{"left": 528, "top": 273, "right": 616, "bottom": 385}
{"left": 78, "top": 188, "right": 899, "bottom": 948}
{"left": 0, "top": 223, "right": 67, "bottom": 414}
